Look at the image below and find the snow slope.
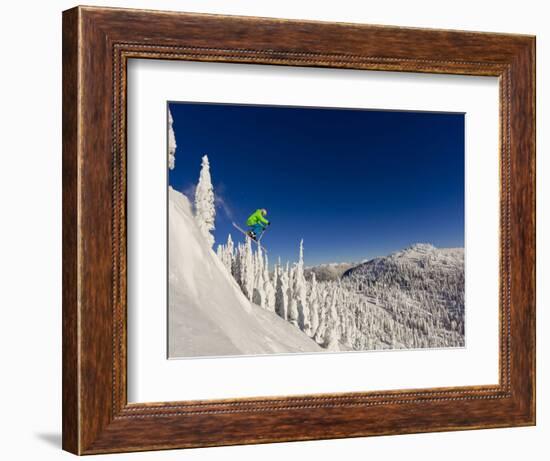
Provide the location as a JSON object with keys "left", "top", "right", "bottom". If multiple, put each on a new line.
{"left": 168, "top": 187, "right": 322, "bottom": 358}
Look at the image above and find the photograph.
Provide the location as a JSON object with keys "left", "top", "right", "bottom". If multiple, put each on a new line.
{"left": 167, "top": 102, "right": 466, "bottom": 358}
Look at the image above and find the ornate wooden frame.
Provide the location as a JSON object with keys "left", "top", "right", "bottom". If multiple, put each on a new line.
{"left": 62, "top": 5, "right": 536, "bottom": 455}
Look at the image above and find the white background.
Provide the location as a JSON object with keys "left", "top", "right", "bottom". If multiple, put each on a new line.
{"left": 0, "top": 0, "right": 547, "bottom": 460}
{"left": 128, "top": 60, "right": 499, "bottom": 402}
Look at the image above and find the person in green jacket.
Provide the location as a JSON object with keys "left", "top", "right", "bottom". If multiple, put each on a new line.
{"left": 246, "top": 208, "right": 270, "bottom": 241}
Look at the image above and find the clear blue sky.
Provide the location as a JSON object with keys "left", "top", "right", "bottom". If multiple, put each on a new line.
{"left": 168, "top": 102, "right": 464, "bottom": 266}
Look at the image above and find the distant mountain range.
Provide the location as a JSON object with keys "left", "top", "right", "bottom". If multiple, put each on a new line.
{"left": 302, "top": 243, "right": 465, "bottom": 349}
{"left": 343, "top": 243, "right": 464, "bottom": 315}
{"left": 306, "top": 243, "right": 464, "bottom": 290}
{"left": 304, "top": 262, "right": 357, "bottom": 282}
{"left": 343, "top": 243, "right": 463, "bottom": 278}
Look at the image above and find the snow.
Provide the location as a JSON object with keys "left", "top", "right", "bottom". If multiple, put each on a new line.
{"left": 194, "top": 155, "right": 216, "bottom": 248}
{"left": 168, "top": 109, "right": 176, "bottom": 170}
{"left": 168, "top": 187, "right": 322, "bottom": 358}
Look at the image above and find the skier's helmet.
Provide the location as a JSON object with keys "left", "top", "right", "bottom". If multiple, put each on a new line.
{"left": 261, "top": 208, "right": 267, "bottom": 215}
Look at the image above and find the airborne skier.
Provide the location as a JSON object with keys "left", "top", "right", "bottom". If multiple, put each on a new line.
{"left": 246, "top": 208, "right": 270, "bottom": 241}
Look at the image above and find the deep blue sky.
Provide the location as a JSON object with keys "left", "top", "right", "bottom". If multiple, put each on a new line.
{"left": 168, "top": 102, "right": 464, "bottom": 266}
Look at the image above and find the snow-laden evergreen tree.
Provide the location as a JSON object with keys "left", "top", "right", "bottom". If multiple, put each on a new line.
{"left": 275, "top": 261, "right": 289, "bottom": 320}
{"left": 263, "top": 253, "right": 276, "bottom": 311}
{"left": 244, "top": 238, "right": 255, "bottom": 300}
{"left": 324, "top": 286, "right": 341, "bottom": 350}
{"left": 288, "top": 298, "right": 299, "bottom": 328}
{"left": 168, "top": 109, "right": 177, "bottom": 170}
{"left": 234, "top": 238, "right": 255, "bottom": 301}
{"left": 252, "top": 246, "right": 266, "bottom": 307}
{"left": 194, "top": 155, "right": 215, "bottom": 248}
{"left": 272, "top": 259, "right": 280, "bottom": 310}
{"left": 293, "top": 240, "right": 310, "bottom": 334}
{"left": 313, "top": 284, "right": 329, "bottom": 345}
{"left": 285, "top": 263, "right": 299, "bottom": 327}
{"left": 216, "top": 234, "right": 234, "bottom": 274}
{"left": 308, "top": 272, "right": 320, "bottom": 337}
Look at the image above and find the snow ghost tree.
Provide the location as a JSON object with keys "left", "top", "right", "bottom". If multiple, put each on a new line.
{"left": 216, "top": 233, "right": 234, "bottom": 273}
{"left": 262, "top": 254, "right": 276, "bottom": 312}
{"left": 294, "top": 240, "right": 310, "bottom": 334}
{"left": 194, "top": 155, "right": 216, "bottom": 248}
{"left": 275, "top": 261, "right": 289, "bottom": 320}
{"left": 168, "top": 109, "right": 177, "bottom": 170}
{"left": 323, "top": 287, "right": 341, "bottom": 350}
{"left": 252, "top": 246, "right": 266, "bottom": 307}
{"left": 308, "top": 273, "right": 320, "bottom": 337}
{"left": 288, "top": 297, "right": 300, "bottom": 328}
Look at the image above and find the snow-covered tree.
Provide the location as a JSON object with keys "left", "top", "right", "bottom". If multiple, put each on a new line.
{"left": 308, "top": 273, "right": 320, "bottom": 337}
{"left": 288, "top": 297, "right": 299, "bottom": 328}
{"left": 263, "top": 253, "right": 276, "bottom": 311}
{"left": 240, "top": 238, "right": 255, "bottom": 300}
{"left": 272, "top": 259, "right": 280, "bottom": 307}
{"left": 216, "top": 234, "right": 234, "bottom": 273}
{"left": 275, "top": 262, "right": 289, "bottom": 320}
{"left": 252, "top": 246, "right": 266, "bottom": 307}
{"left": 294, "top": 240, "right": 310, "bottom": 334}
{"left": 324, "top": 287, "right": 341, "bottom": 350}
{"left": 194, "top": 155, "right": 215, "bottom": 248}
{"left": 168, "top": 109, "right": 177, "bottom": 170}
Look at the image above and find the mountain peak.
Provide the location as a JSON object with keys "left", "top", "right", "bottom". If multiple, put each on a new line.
{"left": 405, "top": 243, "right": 436, "bottom": 252}
{"left": 387, "top": 243, "right": 437, "bottom": 261}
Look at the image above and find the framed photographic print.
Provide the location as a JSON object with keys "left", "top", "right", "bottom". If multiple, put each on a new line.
{"left": 62, "top": 6, "right": 535, "bottom": 455}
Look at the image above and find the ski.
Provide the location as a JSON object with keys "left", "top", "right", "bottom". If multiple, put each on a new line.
{"left": 231, "top": 222, "right": 268, "bottom": 253}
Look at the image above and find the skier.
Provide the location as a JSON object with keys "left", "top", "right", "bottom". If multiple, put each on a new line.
{"left": 246, "top": 208, "right": 270, "bottom": 241}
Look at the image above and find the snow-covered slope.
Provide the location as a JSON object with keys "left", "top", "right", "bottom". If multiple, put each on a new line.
{"left": 168, "top": 187, "right": 322, "bottom": 358}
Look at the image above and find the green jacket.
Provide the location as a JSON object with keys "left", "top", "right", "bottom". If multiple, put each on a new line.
{"left": 246, "top": 209, "right": 269, "bottom": 226}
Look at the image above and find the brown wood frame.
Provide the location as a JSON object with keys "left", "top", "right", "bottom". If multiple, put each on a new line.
{"left": 62, "top": 5, "right": 536, "bottom": 455}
